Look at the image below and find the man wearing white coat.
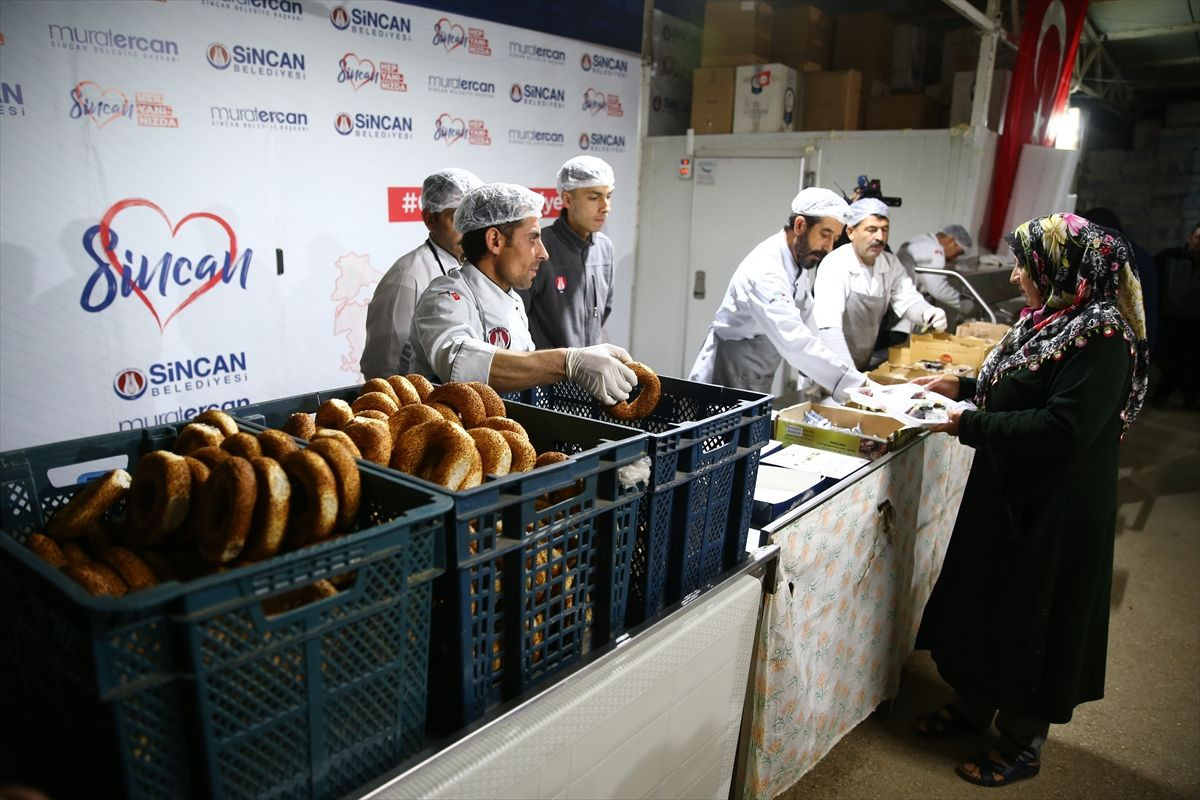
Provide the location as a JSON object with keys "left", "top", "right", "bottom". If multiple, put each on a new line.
{"left": 361, "top": 168, "right": 482, "bottom": 378}
{"left": 409, "top": 183, "right": 636, "bottom": 404}
{"left": 813, "top": 198, "right": 947, "bottom": 371}
{"left": 688, "top": 187, "right": 867, "bottom": 401}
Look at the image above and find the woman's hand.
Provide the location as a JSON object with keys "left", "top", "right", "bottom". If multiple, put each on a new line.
{"left": 911, "top": 374, "right": 961, "bottom": 400}
{"left": 926, "top": 406, "right": 963, "bottom": 436}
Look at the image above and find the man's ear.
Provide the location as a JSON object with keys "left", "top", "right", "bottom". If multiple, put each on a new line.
{"left": 560, "top": 189, "right": 573, "bottom": 211}
{"left": 793, "top": 215, "right": 808, "bottom": 237}
{"left": 485, "top": 226, "right": 504, "bottom": 255}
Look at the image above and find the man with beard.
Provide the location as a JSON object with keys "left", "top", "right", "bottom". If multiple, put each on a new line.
{"left": 814, "top": 198, "right": 945, "bottom": 371}
{"left": 688, "top": 187, "right": 866, "bottom": 400}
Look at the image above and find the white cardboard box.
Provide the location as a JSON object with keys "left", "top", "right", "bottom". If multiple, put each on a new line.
{"left": 733, "top": 63, "right": 799, "bottom": 133}
{"left": 949, "top": 68, "right": 1011, "bottom": 131}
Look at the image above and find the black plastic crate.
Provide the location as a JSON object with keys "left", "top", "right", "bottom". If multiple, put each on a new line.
{"left": 0, "top": 424, "right": 449, "bottom": 800}
{"left": 233, "top": 386, "right": 649, "bottom": 732}
{"left": 524, "top": 377, "right": 771, "bottom": 623}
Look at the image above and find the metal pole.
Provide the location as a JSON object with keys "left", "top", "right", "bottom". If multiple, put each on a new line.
{"left": 915, "top": 267, "right": 999, "bottom": 324}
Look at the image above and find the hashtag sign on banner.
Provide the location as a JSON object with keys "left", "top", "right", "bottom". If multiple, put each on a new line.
{"left": 387, "top": 187, "right": 424, "bottom": 222}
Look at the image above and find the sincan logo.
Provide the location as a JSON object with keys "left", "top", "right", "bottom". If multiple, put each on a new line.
{"left": 509, "top": 83, "right": 522, "bottom": 102}
{"left": 330, "top": 6, "right": 350, "bottom": 30}
{"left": 334, "top": 111, "right": 353, "bottom": 134}
{"left": 580, "top": 53, "right": 592, "bottom": 71}
{"left": 578, "top": 133, "right": 590, "bottom": 149}
{"left": 113, "top": 368, "right": 148, "bottom": 400}
{"left": 207, "top": 42, "right": 231, "bottom": 69}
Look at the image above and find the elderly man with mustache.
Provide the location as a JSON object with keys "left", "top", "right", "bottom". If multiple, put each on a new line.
{"left": 813, "top": 198, "right": 946, "bottom": 371}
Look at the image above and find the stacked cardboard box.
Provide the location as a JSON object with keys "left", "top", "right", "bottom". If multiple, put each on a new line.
{"left": 866, "top": 93, "right": 940, "bottom": 130}
{"left": 949, "top": 69, "right": 1012, "bottom": 131}
{"left": 700, "top": 0, "right": 772, "bottom": 67}
{"left": 733, "top": 63, "right": 800, "bottom": 133}
{"left": 691, "top": 67, "right": 736, "bottom": 134}
{"left": 801, "top": 69, "right": 862, "bottom": 131}
{"left": 771, "top": 4, "right": 831, "bottom": 74}
{"left": 833, "top": 11, "right": 893, "bottom": 89}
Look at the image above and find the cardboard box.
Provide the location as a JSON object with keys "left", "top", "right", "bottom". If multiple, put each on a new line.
{"left": 690, "top": 67, "right": 735, "bottom": 134}
{"left": 701, "top": 0, "right": 772, "bottom": 67}
{"left": 653, "top": 9, "right": 701, "bottom": 76}
{"left": 771, "top": 4, "right": 831, "bottom": 72}
{"left": 889, "top": 332, "right": 997, "bottom": 370}
{"left": 868, "top": 360, "right": 976, "bottom": 385}
{"left": 751, "top": 464, "right": 829, "bottom": 527}
{"left": 734, "top": 63, "right": 799, "bottom": 133}
{"left": 865, "top": 93, "right": 940, "bottom": 130}
{"left": 891, "top": 24, "right": 927, "bottom": 91}
{"left": 801, "top": 69, "right": 861, "bottom": 131}
{"left": 955, "top": 321, "right": 1010, "bottom": 341}
{"left": 774, "top": 402, "right": 917, "bottom": 461}
{"left": 833, "top": 11, "right": 893, "bottom": 87}
{"left": 949, "top": 69, "right": 1011, "bottom": 131}
{"left": 649, "top": 73, "right": 692, "bottom": 136}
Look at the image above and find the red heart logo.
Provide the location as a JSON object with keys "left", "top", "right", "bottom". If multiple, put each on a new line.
{"left": 340, "top": 52, "right": 376, "bottom": 91}
{"left": 435, "top": 17, "right": 466, "bottom": 52}
{"left": 97, "top": 198, "right": 239, "bottom": 332}
{"left": 73, "top": 81, "right": 129, "bottom": 128}
{"left": 584, "top": 88, "right": 606, "bottom": 115}
{"left": 434, "top": 113, "right": 465, "bottom": 146}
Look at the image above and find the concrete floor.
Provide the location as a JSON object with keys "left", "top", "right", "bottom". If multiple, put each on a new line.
{"left": 779, "top": 403, "right": 1200, "bottom": 800}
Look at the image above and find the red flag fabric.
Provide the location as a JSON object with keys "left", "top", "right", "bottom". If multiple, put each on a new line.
{"left": 985, "top": 0, "right": 1089, "bottom": 249}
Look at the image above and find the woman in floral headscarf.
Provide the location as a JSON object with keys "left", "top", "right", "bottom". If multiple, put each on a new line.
{"left": 908, "top": 213, "right": 1148, "bottom": 788}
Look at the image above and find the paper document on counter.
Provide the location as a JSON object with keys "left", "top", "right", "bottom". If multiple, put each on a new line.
{"left": 760, "top": 444, "right": 869, "bottom": 479}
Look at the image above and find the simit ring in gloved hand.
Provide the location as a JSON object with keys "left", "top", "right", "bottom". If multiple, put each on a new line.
{"left": 922, "top": 306, "right": 948, "bottom": 332}
{"left": 565, "top": 344, "right": 636, "bottom": 405}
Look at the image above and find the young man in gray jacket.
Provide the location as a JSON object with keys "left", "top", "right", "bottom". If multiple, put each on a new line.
{"left": 518, "top": 156, "right": 615, "bottom": 348}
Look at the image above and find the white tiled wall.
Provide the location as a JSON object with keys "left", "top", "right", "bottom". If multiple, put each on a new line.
{"left": 371, "top": 576, "right": 763, "bottom": 800}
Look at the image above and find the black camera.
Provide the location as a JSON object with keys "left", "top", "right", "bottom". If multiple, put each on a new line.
{"left": 856, "top": 175, "right": 902, "bottom": 207}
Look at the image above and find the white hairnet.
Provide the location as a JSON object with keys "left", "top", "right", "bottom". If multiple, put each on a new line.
{"left": 942, "top": 224, "right": 973, "bottom": 251}
{"left": 453, "top": 183, "right": 546, "bottom": 234}
{"left": 847, "top": 198, "right": 890, "bottom": 226}
{"left": 420, "top": 168, "right": 483, "bottom": 213}
{"left": 791, "top": 187, "right": 852, "bottom": 223}
{"left": 557, "top": 156, "right": 615, "bottom": 193}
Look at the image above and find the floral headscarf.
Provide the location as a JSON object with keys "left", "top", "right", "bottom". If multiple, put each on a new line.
{"left": 974, "top": 212, "right": 1149, "bottom": 436}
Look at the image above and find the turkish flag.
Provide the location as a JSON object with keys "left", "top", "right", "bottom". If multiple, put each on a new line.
{"left": 985, "top": 0, "right": 1089, "bottom": 249}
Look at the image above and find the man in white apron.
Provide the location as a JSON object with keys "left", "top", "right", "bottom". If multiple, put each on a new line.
{"left": 688, "top": 187, "right": 866, "bottom": 401}
{"left": 361, "top": 168, "right": 483, "bottom": 378}
{"left": 813, "top": 198, "right": 947, "bottom": 371}
{"left": 409, "top": 183, "right": 636, "bottom": 404}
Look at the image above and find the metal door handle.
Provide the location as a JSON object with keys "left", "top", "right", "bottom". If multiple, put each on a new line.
{"left": 693, "top": 270, "right": 705, "bottom": 299}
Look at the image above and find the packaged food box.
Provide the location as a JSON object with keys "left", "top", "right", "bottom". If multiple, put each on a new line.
{"left": 774, "top": 402, "right": 918, "bottom": 460}
{"left": 889, "top": 332, "right": 996, "bottom": 370}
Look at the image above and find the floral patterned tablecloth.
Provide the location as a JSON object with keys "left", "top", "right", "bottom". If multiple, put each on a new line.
{"left": 744, "top": 434, "right": 975, "bottom": 799}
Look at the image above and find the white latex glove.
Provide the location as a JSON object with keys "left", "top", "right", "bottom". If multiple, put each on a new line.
{"left": 565, "top": 344, "right": 637, "bottom": 404}
{"left": 922, "top": 306, "right": 948, "bottom": 332}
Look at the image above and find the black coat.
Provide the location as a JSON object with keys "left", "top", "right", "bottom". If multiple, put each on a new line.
{"left": 916, "top": 333, "right": 1133, "bottom": 723}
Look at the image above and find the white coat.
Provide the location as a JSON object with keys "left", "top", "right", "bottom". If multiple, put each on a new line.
{"left": 360, "top": 238, "right": 459, "bottom": 378}
{"left": 895, "top": 233, "right": 973, "bottom": 331}
{"left": 688, "top": 231, "right": 862, "bottom": 397}
{"left": 812, "top": 243, "right": 932, "bottom": 369}
{"left": 408, "top": 262, "right": 535, "bottom": 384}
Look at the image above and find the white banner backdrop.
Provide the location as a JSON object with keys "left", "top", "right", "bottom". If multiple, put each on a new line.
{"left": 0, "top": 0, "right": 642, "bottom": 449}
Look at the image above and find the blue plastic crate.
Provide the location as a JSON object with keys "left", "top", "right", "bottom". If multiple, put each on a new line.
{"left": 525, "top": 377, "right": 771, "bottom": 623}
{"left": 0, "top": 424, "right": 449, "bottom": 800}
{"left": 233, "top": 386, "right": 648, "bottom": 732}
